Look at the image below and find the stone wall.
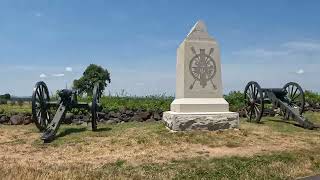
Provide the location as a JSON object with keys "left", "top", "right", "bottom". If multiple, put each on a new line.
{"left": 0, "top": 109, "right": 163, "bottom": 126}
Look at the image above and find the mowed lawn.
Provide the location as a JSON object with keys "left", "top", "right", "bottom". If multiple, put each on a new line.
{"left": 1, "top": 112, "right": 320, "bottom": 179}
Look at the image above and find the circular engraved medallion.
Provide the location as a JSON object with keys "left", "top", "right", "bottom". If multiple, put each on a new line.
{"left": 189, "top": 47, "right": 217, "bottom": 90}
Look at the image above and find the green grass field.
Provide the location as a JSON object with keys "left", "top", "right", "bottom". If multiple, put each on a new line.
{"left": 0, "top": 112, "right": 320, "bottom": 179}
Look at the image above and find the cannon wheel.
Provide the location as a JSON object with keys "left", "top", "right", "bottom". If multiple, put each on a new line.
{"left": 244, "top": 81, "right": 264, "bottom": 122}
{"left": 283, "top": 82, "right": 305, "bottom": 115}
{"left": 32, "top": 81, "right": 51, "bottom": 131}
{"left": 91, "top": 83, "right": 101, "bottom": 131}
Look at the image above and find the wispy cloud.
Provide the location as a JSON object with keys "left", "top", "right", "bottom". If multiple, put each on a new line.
{"left": 39, "top": 73, "right": 47, "bottom": 78}
{"left": 34, "top": 12, "right": 43, "bottom": 17}
{"left": 135, "top": 82, "right": 145, "bottom": 86}
{"left": 232, "top": 40, "right": 320, "bottom": 63}
{"left": 65, "top": 67, "right": 73, "bottom": 72}
{"left": 52, "top": 73, "right": 65, "bottom": 77}
{"left": 232, "top": 48, "right": 289, "bottom": 57}
{"left": 282, "top": 41, "right": 320, "bottom": 51}
{"left": 296, "top": 69, "right": 305, "bottom": 75}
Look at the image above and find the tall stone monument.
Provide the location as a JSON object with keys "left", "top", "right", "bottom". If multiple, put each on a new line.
{"left": 163, "top": 20, "right": 239, "bottom": 131}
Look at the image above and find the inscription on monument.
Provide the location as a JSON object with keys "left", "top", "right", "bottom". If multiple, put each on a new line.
{"left": 189, "top": 47, "right": 217, "bottom": 90}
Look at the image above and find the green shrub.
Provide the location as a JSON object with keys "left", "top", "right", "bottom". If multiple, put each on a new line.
{"left": 17, "top": 100, "right": 24, "bottom": 107}
{"left": 224, "top": 91, "right": 245, "bottom": 112}
{"left": 100, "top": 95, "right": 173, "bottom": 112}
{"left": 305, "top": 90, "right": 320, "bottom": 105}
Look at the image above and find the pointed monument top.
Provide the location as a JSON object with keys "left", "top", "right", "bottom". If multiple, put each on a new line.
{"left": 186, "top": 20, "right": 215, "bottom": 41}
{"left": 187, "top": 20, "right": 207, "bottom": 36}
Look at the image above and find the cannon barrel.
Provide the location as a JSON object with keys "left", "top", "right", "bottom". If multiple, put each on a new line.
{"left": 262, "top": 88, "right": 287, "bottom": 99}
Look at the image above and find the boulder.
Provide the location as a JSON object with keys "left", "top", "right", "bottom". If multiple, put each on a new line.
{"left": 109, "top": 111, "right": 120, "bottom": 118}
{"left": 152, "top": 111, "right": 162, "bottom": 121}
{"left": 140, "top": 111, "right": 151, "bottom": 120}
{"left": 10, "top": 115, "right": 24, "bottom": 125}
{"left": 119, "top": 113, "right": 131, "bottom": 122}
{"left": 133, "top": 111, "right": 151, "bottom": 122}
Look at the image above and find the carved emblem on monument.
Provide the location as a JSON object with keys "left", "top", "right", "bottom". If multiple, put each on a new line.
{"left": 189, "top": 47, "right": 217, "bottom": 90}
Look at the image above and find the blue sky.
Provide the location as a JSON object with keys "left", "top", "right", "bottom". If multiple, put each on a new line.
{"left": 0, "top": 0, "right": 320, "bottom": 96}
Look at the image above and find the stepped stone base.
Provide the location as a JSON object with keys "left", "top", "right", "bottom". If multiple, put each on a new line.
{"left": 163, "top": 111, "right": 239, "bottom": 131}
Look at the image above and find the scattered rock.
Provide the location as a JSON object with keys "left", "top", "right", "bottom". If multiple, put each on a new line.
{"left": 23, "top": 116, "right": 32, "bottom": 125}
{"left": 145, "top": 118, "right": 156, "bottom": 122}
{"left": 237, "top": 108, "right": 246, "bottom": 118}
{"left": 72, "top": 119, "right": 83, "bottom": 125}
{"left": 82, "top": 116, "right": 90, "bottom": 122}
{"left": 64, "top": 113, "right": 74, "bottom": 124}
{"left": 0, "top": 115, "right": 9, "bottom": 124}
{"left": 105, "top": 119, "right": 117, "bottom": 124}
{"left": 119, "top": 113, "right": 131, "bottom": 122}
{"left": 125, "top": 110, "right": 134, "bottom": 116}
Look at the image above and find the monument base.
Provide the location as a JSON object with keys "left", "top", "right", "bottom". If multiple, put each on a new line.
{"left": 171, "top": 98, "right": 229, "bottom": 112}
{"left": 162, "top": 111, "right": 239, "bottom": 131}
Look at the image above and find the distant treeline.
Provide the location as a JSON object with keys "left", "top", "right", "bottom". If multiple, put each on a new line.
{"left": 0, "top": 93, "right": 32, "bottom": 103}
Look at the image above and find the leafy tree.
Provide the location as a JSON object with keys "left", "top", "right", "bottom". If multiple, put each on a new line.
{"left": 0, "top": 93, "right": 11, "bottom": 100}
{"left": 73, "top": 64, "right": 111, "bottom": 96}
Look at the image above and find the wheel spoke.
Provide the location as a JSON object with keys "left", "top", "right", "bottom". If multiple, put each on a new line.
{"left": 290, "top": 85, "right": 294, "bottom": 98}
{"left": 292, "top": 93, "right": 301, "bottom": 101}
{"left": 292, "top": 87, "right": 298, "bottom": 99}
{"left": 36, "top": 90, "right": 41, "bottom": 100}
{"left": 249, "top": 85, "right": 254, "bottom": 98}
{"left": 249, "top": 106, "right": 254, "bottom": 120}
{"left": 254, "top": 106, "right": 259, "bottom": 120}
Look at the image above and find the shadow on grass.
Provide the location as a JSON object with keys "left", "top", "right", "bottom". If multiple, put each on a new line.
{"left": 56, "top": 127, "right": 87, "bottom": 138}
{"left": 52, "top": 126, "right": 112, "bottom": 141}
{"left": 267, "top": 119, "right": 305, "bottom": 128}
{"left": 94, "top": 127, "right": 112, "bottom": 132}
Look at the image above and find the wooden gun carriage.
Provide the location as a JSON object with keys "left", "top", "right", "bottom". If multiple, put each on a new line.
{"left": 31, "top": 81, "right": 102, "bottom": 143}
{"left": 244, "top": 81, "right": 318, "bottom": 129}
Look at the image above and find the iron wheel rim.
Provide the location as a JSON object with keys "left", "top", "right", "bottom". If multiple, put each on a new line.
{"left": 283, "top": 82, "right": 305, "bottom": 115}
{"left": 244, "top": 81, "right": 264, "bottom": 123}
{"left": 32, "top": 81, "right": 50, "bottom": 131}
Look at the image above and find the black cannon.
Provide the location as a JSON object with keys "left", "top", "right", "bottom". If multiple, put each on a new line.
{"left": 244, "top": 81, "right": 318, "bottom": 129}
{"left": 31, "top": 81, "right": 102, "bottom": 142}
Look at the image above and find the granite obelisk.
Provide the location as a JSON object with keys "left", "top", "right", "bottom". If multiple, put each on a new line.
{"left": 163, "top": 20, "right": 239, "bottom": 131}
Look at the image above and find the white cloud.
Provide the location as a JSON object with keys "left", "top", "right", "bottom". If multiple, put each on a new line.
{"left": 52, "top": 73, "right": 65, "bottom": 77}
{"left": 296, "top": 69, "right": 305, "bottom": 75}
{"left": 65, "top": 67, "right": 73, "bottom": 72}
{"left": 39, "top": 73, "right": 47, "bottom": 78}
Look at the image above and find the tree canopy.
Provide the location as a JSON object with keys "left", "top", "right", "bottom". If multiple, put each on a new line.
{"left": 0, "top": 93, "right": 11, "bottom": 100}
{"left": 73, "top": 64, "right": 111, "bottom": 96}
